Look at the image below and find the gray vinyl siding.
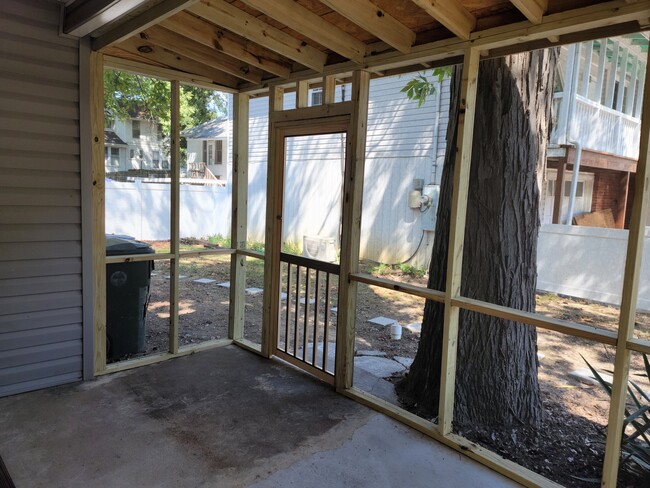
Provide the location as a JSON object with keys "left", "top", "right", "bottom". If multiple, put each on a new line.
{"left": 0, "top": 0, "right": 83, "bottom": 396}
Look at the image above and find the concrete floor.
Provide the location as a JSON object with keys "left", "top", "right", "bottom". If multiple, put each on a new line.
{"left": 0, "top": 346, "right": 521, "bottom": 488}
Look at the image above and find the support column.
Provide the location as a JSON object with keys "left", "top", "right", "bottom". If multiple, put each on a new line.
{"left": 553, "top": 160, "right": 567, "bottom": 224}
{"left": 229, "top": 93, "right": 250, "bottom": 341}
{"left": 169, "top": 80, "right": 180, "bottom": 354}
{"left": 601, "top": 58, "right": 650, "bottom": 487}
{"left": 438, "top": 47, "right": 480, "bottom": 435}
{"left": 91, "top": 51, "right": 106, "bottom": 375}
{"left": 335, "top": 70, "right": 370, "bottom": 391}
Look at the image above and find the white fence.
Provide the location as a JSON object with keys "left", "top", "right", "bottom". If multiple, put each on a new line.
{"left": 537, "top": 224, "right": 650, "bottom": 311}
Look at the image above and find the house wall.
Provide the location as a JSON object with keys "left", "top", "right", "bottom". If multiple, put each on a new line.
{"left": 0, "top": 0, "right": 84, "bottom": 396}
{"left": 111, "top": 118, "right": 165, "bottom": 170}
{"left": 591, "top": 169, "right": 629, "bottom": 225}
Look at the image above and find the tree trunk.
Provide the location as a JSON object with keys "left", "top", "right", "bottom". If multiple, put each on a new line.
{"left": 396, "top": 49, "right": 557, "bottom": 429}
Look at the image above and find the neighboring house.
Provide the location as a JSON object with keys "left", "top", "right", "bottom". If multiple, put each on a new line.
{"left": 544, "top": 34, "right": 649, "bottom": 227}
{"left": 104, "top": 113, "right": 168, "bottom": 173}
{"left": 181, "top": 117, "right": 229, "bottom": 180}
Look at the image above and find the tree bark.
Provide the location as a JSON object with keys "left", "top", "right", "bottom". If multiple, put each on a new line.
{"left": 396, "top": 49, "right": 557, "bottom": 429}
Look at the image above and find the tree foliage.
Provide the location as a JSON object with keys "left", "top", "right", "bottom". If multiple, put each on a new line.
{"left": 401, "top": 67, "right": 452, "bottom": 106}
{"left": 103, "top": 69, "right": 227, "bottom": 136}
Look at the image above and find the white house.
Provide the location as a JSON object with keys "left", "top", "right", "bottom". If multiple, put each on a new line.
{"left": 104, "top": 113, "right": 167, "bottom": 173}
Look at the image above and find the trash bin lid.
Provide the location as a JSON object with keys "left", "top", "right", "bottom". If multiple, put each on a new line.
{"left": 106, "top": 236, "right": 155, "bottom": 256}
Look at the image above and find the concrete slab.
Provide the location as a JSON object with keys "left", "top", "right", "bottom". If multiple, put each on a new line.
{"left": 356, "top": 350, "right": 387, "bottom": 357}
{"left": 569, "top": 368, "right": 613, "bottom": 386}
{"left": 394, "top": 356, "right": 414, "bottom": 368}
{"left": 245, "top": 287, "right": 264, "bottom": 295}
{"left": 368, "top": 316, "right": 397, "bottom": 327}
{"left": 0, "top": 346, "right": 521, "bottom": 488}
{"left": 354, "top": 356, "right": 405, "bottom": 378}
{"left": 217, "top": 281, "right": 231, "bottom": 288}
{"left": 165, "top": 275, "right": 187, "bottom": 279}
{"left": 405, "top": 322, "right": 422, "bottom": 334}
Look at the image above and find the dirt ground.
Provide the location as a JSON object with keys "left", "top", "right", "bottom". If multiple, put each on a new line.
{"left": 111, "top": 239, "right": 649, "bottom": 487}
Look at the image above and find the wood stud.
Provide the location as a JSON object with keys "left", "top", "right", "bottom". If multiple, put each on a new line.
{"left": 169, "top": 80, "right": 180, "bottom": 354}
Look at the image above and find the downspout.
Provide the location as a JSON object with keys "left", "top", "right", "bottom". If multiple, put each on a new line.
{"left": 565, "top": 43, "right": 583, "bottom": 225}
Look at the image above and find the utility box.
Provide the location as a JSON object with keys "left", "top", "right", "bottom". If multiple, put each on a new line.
{"left": 105, "top": 236, "right": 155, "bottom": 360}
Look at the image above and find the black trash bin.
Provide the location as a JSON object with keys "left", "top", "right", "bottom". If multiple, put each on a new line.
{"left": 106, "top": 236, "right": 155, "bottom": 360}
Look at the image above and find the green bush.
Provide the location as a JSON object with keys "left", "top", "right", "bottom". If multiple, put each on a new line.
{"left": 584, "top": 354, "right": 650, "bottom": 479}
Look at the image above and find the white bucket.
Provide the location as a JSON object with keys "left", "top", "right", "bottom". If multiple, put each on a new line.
{"left": 390, "top": 323, "right": 402, "bottom": 340}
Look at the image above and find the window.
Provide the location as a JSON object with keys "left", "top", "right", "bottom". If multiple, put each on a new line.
{"left": 202, "top": 140, "right": 208, "bottom": 163}
{"left": 132, "top": 120, "right": 140, "bottom": 139}
{"left": 130, "top": 149, "right": 135, "bottom": 159}
{"left": 215, "top": 140, "right": 223, "bottom": 164}
{"left": 153, "top": 150, "right": 161, "bottom": 169}
{"left": 311, "top": 89, "right": 323, "bottom": 106}
{"left": 564, "top": 181, "right": 584, "bottom": 197}
{"left": 105, "top": 147, "right": 120, "bottom": 167}
{"left": 157, "top": 124, "right": 163, "bottom": 140}
{"left": 104, "top": 116, "right": 114, "bottom": 129}
{"left": 207, "top": 143, "right": 214, "bottom": 164}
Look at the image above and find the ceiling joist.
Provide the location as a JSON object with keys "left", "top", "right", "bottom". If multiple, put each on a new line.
{"left": 510, "top": 0, "right": 548, "bottom": 24}
{"left": 188, "top": 0, "right": 328, "bottom": 72}
{"left": 312, "top": 0, "right": 416, "bottom": 54}
{"left": 92, "top": 0, "right": 200, "bottom": 51}
{"left": 411, "top": 0, "right": 476, "bottom": 40}
{"left": 117, "top": 35, "right": 240, "bottom": 87}
{"left": 141, "top": 25, "right": 263, "bottom": 83}
{"left": 238, "top": 0, "right": 368, "bottom": 63}
{"left": 160, "top": 12, "right": 291, "bottom": 78}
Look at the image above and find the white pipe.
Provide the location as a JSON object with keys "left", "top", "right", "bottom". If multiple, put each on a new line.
{"left": 565, "top": 140, "right": 582, "bottom": 225}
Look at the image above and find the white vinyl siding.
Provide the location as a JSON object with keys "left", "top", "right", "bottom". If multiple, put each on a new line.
{"left": 0, "top": 0, "right": 83, "bottom": 396}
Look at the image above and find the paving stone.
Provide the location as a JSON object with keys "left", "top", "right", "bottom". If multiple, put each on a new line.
{"left": 354, "top": 356, "right": 405, "bottom": 378}
{"left": 355, "top": 350, "right": 387, "bottom": 357}
{"left": 165, "top": 275, "right": 187, "bottom": 279}
{"left": 404, "top": 322, "right": 421, "bottom": 334}
{"left": 368, "top": 316, "right": 397, "bottom": 327}
{"left": 193, "top": 278, "right": 216, "bottom": 284}
{"left": 331, "top": 307, "right": 338, "bottom": 313}
{"left": 569, "top": 368, "right": 613, "bottom": 386}
{"left": 537, "top": 352, "right": 545, "bottom": 361}
{"left": 246, "top": 287, "right": 264, "bottom": 295}
{"left": 217, "top": 282, "right": 231, "bottom": 288}
{"left": 280, "top": 292, "right": 287, "bottom": 301}
{"left": 394, "top": 356, "right": 414, "bottom": 368}
{"left": 299, "top": 297, "right": 316, "bottom": 305}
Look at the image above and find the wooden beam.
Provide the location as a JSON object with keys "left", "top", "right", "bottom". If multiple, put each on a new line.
{"left": 261, "top": 85, "right": 285, "bottom": 358}
{"left": 601, "top": 58, "right": 650, "bottom": 487}
{"left": 411, "top": 0, "right": 476, "bottom": 41}
{"left": 509, "top": 0, "right": 547, "bottom": 25}
{"left": 91, "top": 51, "right": 106, "bottom": 375}
{"left": 238, "top": 0, "right": 367, "bottom": 63}
{"left": 438, "top": 48, "right": 480, "bottom": 435}
{"left": 116, "top": 36, "right": 242, "bottom": 87}
{"left": 64, "top": 0, "right": 142, "bottom": 37}
{"left": 92, "top": 0, "right": 200, "bottom": 51}
{"left": 140, "top": 25, "right": 263, "bottom": 83}
{"left": 169, "top": 80, "right": 180, "bottom": 354}
{"left": 297, "top": 81, "right": 309, "bottom": 109}
{"left": 324, "top": 75, "right": 337, "bottom": 104}
{"left": 188, "top": 0, "right": 327, "bottom": 72}
{"left": 318, "top": 0, "right": 415, "bottom": 54}
{"left": 103, "top": 55, "right": 239, "bottom": 92}
{"left": 160, "top": 12, "right": 291, "bottom": 78}
{"left": 336, "top": 70, "right": 371, "bottom": 391}
{"left": 229, "top": 93, "right": 250, "bottom": 342}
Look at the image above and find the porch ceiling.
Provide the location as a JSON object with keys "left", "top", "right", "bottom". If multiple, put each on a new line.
{"left": 66, "top": 0, "right": 650, "bottom": 91}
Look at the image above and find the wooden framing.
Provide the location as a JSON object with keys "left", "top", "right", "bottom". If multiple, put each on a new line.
{"left": 438, "top": 48, "right": 480, "bottom": 434}
{"left": 412, "top": 0, "right": 476, "bottom": 41}
{"left": 229, "top": 92, "right": 250, "bottom": 342}
{"left": 91, "top": 50, "right": 106, "bottom": 375}
{"left": 169, "top": 80, "right": 180, "bottom": 354}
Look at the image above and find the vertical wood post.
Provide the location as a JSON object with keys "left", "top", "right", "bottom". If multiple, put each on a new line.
{"left": 601, "top": 59, "right": 650, "bottom": 488}
{"left": 335, "top": 69, "right": 370, "bottom": 391}
{"left": 297, "top": 81, "right": 309, "bottom": 108}
{"left": 438, "top": 48, "right": 480, "bottom": 435}
{"left": 91, "top": 51, "right": 106, "bottom": 375}
{"left": 229, "top": 93, "right": 250, "bottom": 341}
{"left": 556, "top": 44, "right": 577, "bottom": 145}
{"left": 595, "top": 39, "right": 607, "bottom": 103}
{"left": 324, "top": 75, "right": 337, "bottom": 105}
{"left": 553, "top": 160, "right": 567, "bottom": 224}
{"left": 262, "top": 86, "right": 285, "bottom": 357}
{"left": 169, "top": 80, "right": 180, "bottom": 354}
{"left": 635, "top": 63, "right": 645, "bottom": 118}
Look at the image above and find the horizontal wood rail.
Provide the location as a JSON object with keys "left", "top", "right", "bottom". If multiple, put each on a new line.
{"left": 178, "top": 248, "right": 234, "bottom": 257}
{"left": 280, "top": 252, "right": 340, "bottom": 275}
{"left": 627, "top": 338, "right": 650, "bottom": 355}
{"left": 105, "top": 252, "right": 173, "bottom": 264}
{"left": 350, "top": 272, "right": 445, "bottom": 302}
{"left": 238, "top": 249, "right": 265, "bottom": 259}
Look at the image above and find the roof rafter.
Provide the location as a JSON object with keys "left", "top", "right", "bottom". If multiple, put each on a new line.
{"left": 510, "top": 0, "right": 548, "bottom": 24}
{"left": 188, "top": 0, "right": 327, "bottom": 72}
{"left": 238, "top": 0, "right": 367, "bottom": 63}
{"left": 160, "top": 12, "right": 291, "bottom": 78}
{"left": 315, "top": 0, "right": 415, "bottom": 54}
{"left": 92, "top": 0, "right": 200, "bottom": 51}
{"left": 411, "top": 0, "right": 476, "bottom": 40}
{"left": 141, "top": 25, "right": 263, "bottom": 83}
{"left": 117, "top": 35, "right": 241, "bottom": 88}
